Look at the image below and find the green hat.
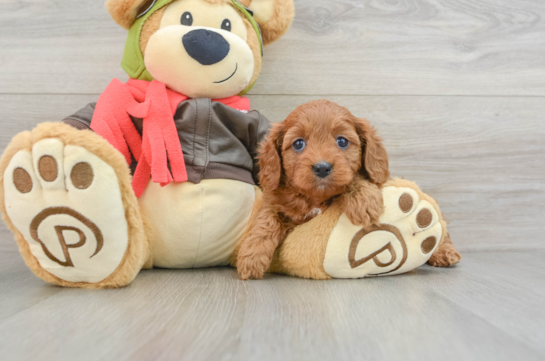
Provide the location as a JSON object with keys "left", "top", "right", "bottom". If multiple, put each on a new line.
{"left": 121, "top": 0, "right": 263, "bottom": 95}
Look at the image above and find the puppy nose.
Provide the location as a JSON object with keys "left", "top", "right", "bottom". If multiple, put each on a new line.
{"left": 182, "top": 29, "right": 230, "bottom": 65}
{"left": 312, "top": 162, "right": 333, "bottom": 178}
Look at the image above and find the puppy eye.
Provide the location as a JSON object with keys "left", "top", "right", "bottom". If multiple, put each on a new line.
{"left": 221, "top": 19, "right": 232, "bottom": 31}
{"left": 181, "top": 12, "right": 193, "bottom": 26}
{"left": 336, "top": 136, "right": 349, "bottom": 149}
{"left": 293, "top": 139, "right": 306, "bottom": 152}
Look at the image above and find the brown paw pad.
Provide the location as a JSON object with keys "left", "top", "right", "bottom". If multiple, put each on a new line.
{"left": 70, "top": 162, "right": 94, "bottom": 190}
{"left": 416, "top": 208, "right": 433, "bottom": 228}
{"left": 13, "top": 167, "right": 33, "bottom": 193}
{"left": 421, "top": 236, "right": 437, "bottom": 254}
{"left": 38, "top": 155, "right": 58, "bottom": 182}
{"left": 398, "top": 193, "right": 414, "bottom": 213}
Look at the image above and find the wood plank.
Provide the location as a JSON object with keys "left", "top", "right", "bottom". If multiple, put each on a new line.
{"left": 0, "top": 0, "right": 544, "bottom": 96}
{"left": 0, "top": 251, "right": 65, "bottom": 321}
{"left": 0, "top": 0, "right": 127, "bottom": 94}
{"left": 0, "top": 251, "right": 544, "bottom": 361}
{"left": 414, "top": 250, "right": 545, "bottom": 354}
{"left": 0, "top": 94, "right": 543, "bottom": 252}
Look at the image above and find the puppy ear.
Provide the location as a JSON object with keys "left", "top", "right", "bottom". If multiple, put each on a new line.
{"left": 355, "top": 118, "right": 390, "bottom": 185}
{"left": 106, "top": 0, "right": 156, "bottom": 30}
{"left": 258, "top": 122, "right": 285, "bottom": 191}
{"left": 247, "top": 0, "right": 295, "bottom": 46}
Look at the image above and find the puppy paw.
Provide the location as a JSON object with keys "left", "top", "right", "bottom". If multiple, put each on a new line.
{"left": 428, "top": 240, "right": 461, "bottom": 267}
{"left": 237, "top": 258, "right": 265, "bottom": 280}
{"left": 236, "top": 244, "right": 271, "bottom": 280}
{"left": 342, "top": 183, "right": 383, "bottom": 228}
{"left": 343, "top": 199, "right": 381, "bottom": 229}
{"left": 323, "top": 185, "right": 444, "bottom": 278}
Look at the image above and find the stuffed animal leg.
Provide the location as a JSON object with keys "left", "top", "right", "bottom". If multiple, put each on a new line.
{"left": 233, "top": 178, "right": 461, "bottom": 279}
{"left": 0, "top": 123, "right": 150, "bottom": 288}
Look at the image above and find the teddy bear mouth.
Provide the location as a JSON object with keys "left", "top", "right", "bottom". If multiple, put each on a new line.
{"left": 213, "top": 63, "right": 238, "bottom": 84}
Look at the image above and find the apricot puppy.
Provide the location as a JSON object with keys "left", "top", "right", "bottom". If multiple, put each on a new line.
{"left": 237, "top": 100, "right": 390, "bottom": 280}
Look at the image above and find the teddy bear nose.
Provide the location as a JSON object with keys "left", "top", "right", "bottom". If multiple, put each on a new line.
{"left": 182, "top": 29, "right": 230, "bottom": 66}
{"left": 312, "top": 162, "right": 333, "bottom": 178}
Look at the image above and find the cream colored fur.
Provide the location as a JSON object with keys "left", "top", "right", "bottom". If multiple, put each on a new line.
{"left": 140, "top": 179, "right": 256, "bottom": 268}
{"left": 145, "top": 24, "right": 255, "bottom": 98}
{"left": 0, "top": 123, "right": 150, "bottom": 288}
{"left": 323, "top": 183, "right": 444, "bottom": 278}
{"left": 4, "top": 140, "right": 130, "bottom": 283}
{"left": 136, "top": 0, "right": 263, "bottom": 97}
{"left": 251, "top": 0, "right": 294, "bottom": 45}
{"left": 248, "top": 0, "right": 275, "bottom": 25}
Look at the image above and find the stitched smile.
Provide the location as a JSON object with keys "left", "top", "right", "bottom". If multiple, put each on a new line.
{"left": 214, "top": 64, "right": 238, "bottom": 84}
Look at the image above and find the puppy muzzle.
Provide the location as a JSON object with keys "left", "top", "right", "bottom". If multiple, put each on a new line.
{"left": 312, "top": 162, "right": 333, "bottom": 178}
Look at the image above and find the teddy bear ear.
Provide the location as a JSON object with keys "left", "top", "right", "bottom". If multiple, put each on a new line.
{"left": 245, "top": 0, "right": 295, "bottom": 46}
{"left": 105, "top": 0, "right": 157, "bottom": 30}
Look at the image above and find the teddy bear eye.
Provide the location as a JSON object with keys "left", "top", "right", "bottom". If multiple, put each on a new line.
{"left": 221, "top": 19, "right": 232, "bottom": 32}
{"left": 293, "top": 139, "right": 306, "bottom": 152}
{"left": 336, "top": 136, "right": 349, "bottom": 149}
{"left": 180, "top": 12, "right": 193, "bottom": 26}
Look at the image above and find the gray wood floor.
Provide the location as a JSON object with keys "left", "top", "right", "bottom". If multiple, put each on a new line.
{"left": 0, "top": 0, "right": 544, "bottom": 360}
{"left": 0, "top": 250, "right": 544, "bottom": 361}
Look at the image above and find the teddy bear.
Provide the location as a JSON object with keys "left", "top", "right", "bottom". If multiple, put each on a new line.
{"left": 0, "top": 0, "right": 295, "bottom": 288}
{"left": 0, "top": 0, "right": 460, "bottom": 288}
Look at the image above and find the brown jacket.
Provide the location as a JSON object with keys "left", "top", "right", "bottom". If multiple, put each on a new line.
{"left": 63, "top": 99, "right": 271, "bottom": 186}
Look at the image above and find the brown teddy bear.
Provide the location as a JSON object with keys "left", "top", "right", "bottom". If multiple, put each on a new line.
{"left": 0, "top": 0, "right": 294, "bottom": 288}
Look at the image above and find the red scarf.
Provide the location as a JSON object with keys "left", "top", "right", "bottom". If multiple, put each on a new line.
{"left": 90, "top": 79, "right": 251, "bottom": 197}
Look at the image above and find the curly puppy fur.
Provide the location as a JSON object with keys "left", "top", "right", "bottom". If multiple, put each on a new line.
{"left": 428, "top": 233, "right": 461, "bottom": 267}
{"left": 237, "top": 100, "right": 390, "bottom": 280}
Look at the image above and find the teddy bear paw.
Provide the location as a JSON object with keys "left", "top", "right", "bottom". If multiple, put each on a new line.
{"left": 3, "top": 138, "right": 129, "bottom": 284}
{"left": 322, "top": 185, "right": 444, "bottom": 278}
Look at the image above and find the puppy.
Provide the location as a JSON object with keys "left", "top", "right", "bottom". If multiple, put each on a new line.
{"left": 237, "top": 100, "right": 390, "bottom": 280}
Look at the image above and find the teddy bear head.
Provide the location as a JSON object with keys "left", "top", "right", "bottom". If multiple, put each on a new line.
{"left": 106, "top": 0, "right": 294, "bottom": 98}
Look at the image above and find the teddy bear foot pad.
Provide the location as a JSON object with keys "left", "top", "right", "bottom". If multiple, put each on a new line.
{"left": 323, "top": 185, "right": 443, "bottom": 278}
{"left": 3, "top": 138, "right": 129, "bottom": 284}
